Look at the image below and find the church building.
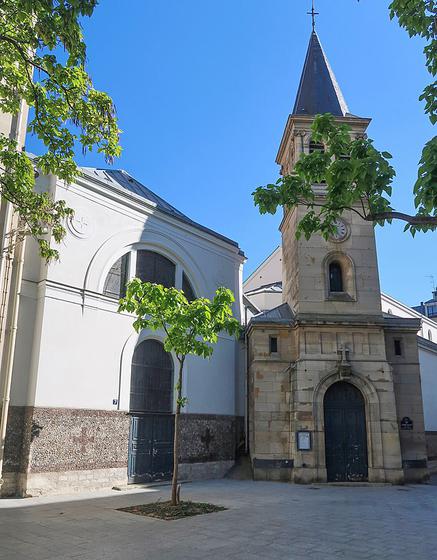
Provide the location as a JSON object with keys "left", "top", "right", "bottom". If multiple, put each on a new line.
{"left": 0, "top": 27, "right": 433, "bottom": 496}
{"left": 2, "top": 166, "right": 245, "bottom": 496}
{"left": 245, "top": 30, "right": 429, "bottom": 484}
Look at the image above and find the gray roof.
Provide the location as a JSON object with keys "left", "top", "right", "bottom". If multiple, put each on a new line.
{"left": 293, "top": 31, "right": 350, "bottom": 117}
{"left": 245, "top": 281, "right": 283, "bottom": 296}
{"left": 80, "top": 167, "right": 242, "bottom": 252}
{"left": 250, "top": 303, "right": 294, "bottom": 325}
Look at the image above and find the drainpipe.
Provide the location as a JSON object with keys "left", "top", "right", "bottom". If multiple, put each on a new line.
{"left": 0, "top": 228, "right": 26, "bottom": 488}
{"left": 245, "top": 326, "right": 250, "bottom": 455}
{"left": 0, "top": 101, "right": 27, "bottom": 489}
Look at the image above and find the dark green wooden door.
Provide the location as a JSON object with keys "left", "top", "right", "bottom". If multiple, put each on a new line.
{"left": 324, "top": 382, "right": 368, "bottom": 482}
{"left": 128, "top": 414, "right": 174, "bottom": 483}
{"left": 128, "top": 339, "right": 174, "bottom": 484}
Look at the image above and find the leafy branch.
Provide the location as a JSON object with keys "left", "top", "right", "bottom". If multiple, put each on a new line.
{"left": 0, "top": 0, "right": 121, "bottom": 260}
{"left": 254, "top": 2, "right": 436, "bottom": 239}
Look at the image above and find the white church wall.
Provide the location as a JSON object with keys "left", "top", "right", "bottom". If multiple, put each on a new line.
{"left": 418, "top": 344, "right": 437, "bottom": 431}
{"left": 15, "top": 170, "right": 244, "bottom": 418}
{"left": 244, "top": 246, "right": 282, "bottom": 293}
{"left": 381, "top": 293, "right": 437, "bottom": 343}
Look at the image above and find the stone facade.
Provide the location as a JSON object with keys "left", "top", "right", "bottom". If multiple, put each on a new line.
{"left": 2, "top": 407, "right": 242, "bottom": 496}
{"left": 248, "top": 319, "right": 429, "bottom": 484}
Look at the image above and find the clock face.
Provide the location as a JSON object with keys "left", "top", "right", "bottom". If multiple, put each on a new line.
{"left": 331, "top": 219, "right": 348, "bottom": 242}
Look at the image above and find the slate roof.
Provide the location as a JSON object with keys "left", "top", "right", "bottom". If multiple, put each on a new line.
{"left": 293, "top": 31, "right": 350, "bottom": 117}
{"left": 80, "top": 167, "right": 242, "bottom": 252}
{"left": 250, "top": 303, "right": 294, "bottom": 325}
{"left": 245, "top": 281, "right": 283, "bottom": 296}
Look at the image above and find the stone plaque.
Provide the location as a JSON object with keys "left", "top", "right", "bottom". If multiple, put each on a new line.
{"left": 297, "top": 431, "right": 312, "bottom": 451}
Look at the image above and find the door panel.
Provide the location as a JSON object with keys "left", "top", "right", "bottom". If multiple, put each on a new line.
{"left": 324, "top": 382, "right": 368, "bottom": 482}
{"left": 128, "top": 414, "right": 174, "bottom": 483}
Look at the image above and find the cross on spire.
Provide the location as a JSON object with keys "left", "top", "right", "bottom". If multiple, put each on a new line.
{"left": 307, "top": 0, "right": 319, "bottom": 32}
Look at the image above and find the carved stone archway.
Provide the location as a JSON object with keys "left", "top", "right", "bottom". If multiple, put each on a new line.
{"left": 313, "top": 369, "right": 385, "bottom": 483}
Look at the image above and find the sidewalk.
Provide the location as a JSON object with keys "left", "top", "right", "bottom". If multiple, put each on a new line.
{"left": 1, "top": 479, "right": 436, "bottom": 560}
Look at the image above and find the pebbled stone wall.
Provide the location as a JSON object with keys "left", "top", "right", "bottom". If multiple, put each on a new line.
{"left": 179, "top": 413, "right": 244, "bottom": 464}
{"left": 2, "top": 407, "right": 243, "bottom": 495}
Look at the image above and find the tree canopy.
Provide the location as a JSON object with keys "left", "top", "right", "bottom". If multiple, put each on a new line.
{"left": 0, "top": 1, "right": 121, "bottom": 260}
{"left": 119, "top": 281, "right": 241, "bottom": 506}
{"left": 119, "top": 281, "right": 241, "bottom": 364}
{"left": 253, "top": 1, "right": 436, "bottom": 238}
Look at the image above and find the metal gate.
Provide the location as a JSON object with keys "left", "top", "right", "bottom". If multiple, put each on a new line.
{"left": 324, "top": 382, "right": 368, "bottom": 482}
{"left": 128, "top": 414, "right": 174, "bottom": 483}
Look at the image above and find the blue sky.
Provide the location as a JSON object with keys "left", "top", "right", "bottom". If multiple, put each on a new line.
{"left": 27, "top": 0, "right": 437, "bottom": 306}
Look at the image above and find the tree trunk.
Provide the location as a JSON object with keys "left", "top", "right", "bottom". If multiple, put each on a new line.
{"left": 171, "top": 356, "right": 184, "bottom": 506}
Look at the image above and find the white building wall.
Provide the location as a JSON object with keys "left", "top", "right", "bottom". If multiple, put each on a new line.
{"left": 11, "top": 170, "right": 245, "bottom": 417}
{"left": 418, "top": 344, "right": 437, "bottom": 431}
{"left": 381, "top": 293, "right": 437, "bottom": 343}
{"left": 244, "top": 246, "right": 282, "bottom": 293}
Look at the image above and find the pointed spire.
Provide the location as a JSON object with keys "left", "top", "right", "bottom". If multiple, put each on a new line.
{"left": 292, "top": 32, "right": 350, "bottom": 117}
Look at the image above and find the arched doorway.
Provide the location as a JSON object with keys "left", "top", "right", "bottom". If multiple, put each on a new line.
{"left": 324, "top": 382, "right": 368, "bottom": 482}
{"left": 128, "top": 340, "right": 174, "bottom": 483}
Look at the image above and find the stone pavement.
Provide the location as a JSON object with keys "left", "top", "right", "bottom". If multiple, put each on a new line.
{"left": 1, "top": 477, "right": 437, "bottom": 560}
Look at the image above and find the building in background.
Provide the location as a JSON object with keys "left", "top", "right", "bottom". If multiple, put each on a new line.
{"left": 413, "top": 290, "right": 437, "bottom": 323}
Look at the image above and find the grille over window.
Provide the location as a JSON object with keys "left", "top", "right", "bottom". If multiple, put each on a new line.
{"left": 130, "top": 340, "right": 173, "bottom": 413}
{"left": 103, "top": 253, "right": 130, "bottom": 299}
{"left": 136, "top": 250, "right": 175, "bottom": 288}
{"left": 329, "top": 261, "right": 343, "bottom": 293}
{"left": 182, "top": 272, "right": 196, "bottom": 302}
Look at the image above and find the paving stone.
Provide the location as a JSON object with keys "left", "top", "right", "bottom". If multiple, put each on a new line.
{"left": 0, "top": 479, "right": 436, "bottom": 559}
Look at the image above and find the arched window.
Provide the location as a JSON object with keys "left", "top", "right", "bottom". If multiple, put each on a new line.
{"left": 103, "top": 253, "right": 130, "bottom": 299}
{"left": 130, "top": 340, "right": 173, "bottom": 413}
{"left": 136, "top": 250, "right": 175, "bottom": 288}
{"left": 429, "top": 330, "right": 433, "bottom": 342}
{"left": 309, "top": 140, "right": 325, "bottom": 153}
{"left": 329, "top": 261, "right": 343, "bottom": 293}
{"left": 182, "top": 272, "right": 196, "bottom": 302}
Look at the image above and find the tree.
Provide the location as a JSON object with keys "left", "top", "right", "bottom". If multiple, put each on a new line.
{"left": 118, "top": 281, "right": 241, "bottom": 507}
{"left": 253, "top": 1, "right": 436, "bottom": 239}
{"left": 0, "top": 1, "right": 121, "bottom": 260}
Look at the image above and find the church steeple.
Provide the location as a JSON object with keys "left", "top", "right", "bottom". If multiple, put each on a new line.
{"left": 292, "top": 31, "right": 349, "bottom": 117}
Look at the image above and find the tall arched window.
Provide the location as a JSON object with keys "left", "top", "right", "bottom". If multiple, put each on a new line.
{"left": 182, "top": 272, "right": 196, "bottom": 302}
{"left": 329, "top": 262, "right": 343, "bottom": 293}
{"left": 103, "top": 253, "right": 130, "bottom": 299}
{"left": 135, "top": 250, "right": 175, "bottom": 288}
{"left": 130, "top": 340, "right": 173, "bottom": 413}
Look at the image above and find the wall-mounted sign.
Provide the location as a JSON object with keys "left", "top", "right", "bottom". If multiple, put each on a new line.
{"left": 401, "top": 417, "right": 413, "bottom": 431}
{"left": 297, "top": 431, "right": 312, "bottom": 451}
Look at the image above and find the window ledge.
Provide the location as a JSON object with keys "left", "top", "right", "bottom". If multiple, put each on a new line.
{"left": 326, "top": 292, "right": 355, "bottom": 302}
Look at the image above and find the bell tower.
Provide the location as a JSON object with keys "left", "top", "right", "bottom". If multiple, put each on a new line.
{"left": 247, "top": 24, "right": 427, "bottom": 486}
{"left": 276, "top": 31, "right": 382, "bottom": 319}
